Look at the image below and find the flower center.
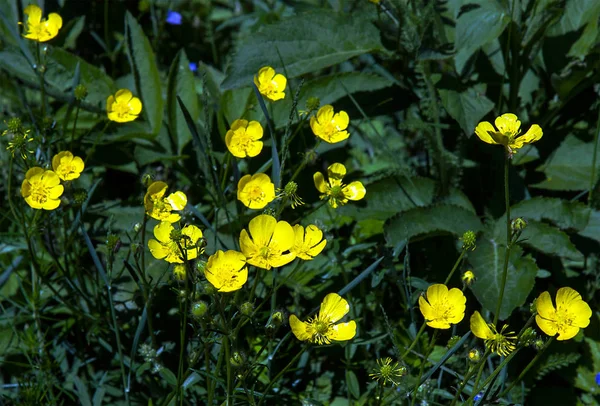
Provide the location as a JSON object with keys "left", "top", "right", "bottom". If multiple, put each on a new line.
{"left": 259, "top": 245, "right": 272, "bottom": 259}
{"left": 248, "top": 186, "right": 265, "bottom": 202}
{"left": 307, "top": 316, "right": 332, "bottom": 345}
{"left": 29, "top": 180, "right": 49, "bottom": 204}
{"left": 114, "top": 101, "right": 132, "bottom": 118}
{"left": 556, "top": 309, "right": 575, "bottom": 332}
{"left": 232, "top": 131, "right": 252, "bottom": 151}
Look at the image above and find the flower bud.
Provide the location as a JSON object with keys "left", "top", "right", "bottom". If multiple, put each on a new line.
{"left": 230, "top": 351, "right": 246, "bottom": 368}
{"left": 462, "top": 270, "right": 475, "bottom": 285}
{"left": 134, "top": 222, "right": 142, "bottom": 233}
{"left": 306, "top": 96, "right": 320, "bottom": 111}
{"left": 72, "top": 188, "right": 88, "bottom": 206}
{"left": 173, "top": 265, "right": 186, "bottom": 281}
{"left": 106, "top": 234, "right": 121, "bottom": 253}
{"left": 511, "top": 217, "right": 527, "bottom": 232}
{"left": 447, "top": 335, "right": 461, "bottom": 348}
{"left": 461, "top": 231, "right": 476, "bottom": 251}
{"left": 74, "top": 84, "right": 88, "bottom": 101}
{"left": 240, "top": 302, "right": 254, "bottom": 316}
{"left": 191, "top": 301, "right": 208, "bottom": 318}
{"left": 468, "top": 348, "right": 481, "bottom": 363}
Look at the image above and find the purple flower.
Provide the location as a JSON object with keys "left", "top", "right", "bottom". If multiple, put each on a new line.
{"left": 166, "top": 10, "right": 182, "bottom": 25}
{"left": 189, "top": 62, "right": 198, "bottom": 72}
{"left": 474, "top": 392, "right": 483, "bottom": 402}
{"left": 595, "top": 372, "right": 600, "bottom": 386}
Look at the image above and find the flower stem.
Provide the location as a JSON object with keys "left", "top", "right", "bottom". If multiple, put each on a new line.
{"left": 35, "top": 42, "right": 46, "bottom": 120}
{"left": 402, "top": 322, "right": 427, "bottom": 360}
{"left": 70, "top": 101, "right": 81, "bottom": 150}
{"left": 467, "top": 349, "right": 520, "bottom": 404}
{"left": 444, "top": 249, "right": 466, "bottom": 285}
{"left": 410, "top": 330, "right": 438, "bottom": 406}
{"left": 257, "top": 346, "right": 307, "bottom": 406}
{"left": 449, "top": 350, "right": 490, "bottom": 406}
{"left": 494, "top": 153, "right": 512, "bottom": 325}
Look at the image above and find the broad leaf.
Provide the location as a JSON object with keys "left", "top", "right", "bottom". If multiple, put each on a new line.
{"left": 517, "top": 221, "right": 583, "bottom": 261}
{"left": 509, "top": 197, "right": 590, "bottom": 231}
{"left": 438, "top": 85, "right": 495, "bottom": 135}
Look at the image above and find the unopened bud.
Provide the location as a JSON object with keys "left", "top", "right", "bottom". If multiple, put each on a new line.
{"left": 230, "top": 352, "right": 246, "bottom": 368}
{"left": 511, "top": 217, "right": 527, "bottom": 232}
{"left": 468, "top": 349, "right": 481, "bottom": 363}
{"left": 240, "top": 302, "right": 254, "bottom": 316}
{"left": 191, "top": 301, "right": 208, "bottom": 318}
{"left": 461, "top": 231, "right": 476, "bottom": 251}
{"left": 74, "top": 84, "right": 88, "bottom": 101}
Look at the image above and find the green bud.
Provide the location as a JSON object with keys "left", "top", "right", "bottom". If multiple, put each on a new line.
{"left": 196, "top": 260, "right": 207, "bottom": 273}
{"left": 534, "top": 339, "right": 545, "bottom": 350}
{"left": 106, "top": 234, "right": 121, "bottom": 253}
{"left": 271, "top": 311, "right": 284, "bottom": 327}
{"left": 447, "top": 335, "right": 461, "bottom": 348}
{"left": 468, "top": 348, "right": 481, "bottom": 363}
{"left": 72, "top": 188, "right": 88, "bottom": 206}
{"left": 230, "top": 352, "right": 245, "bottom": 368}
{"left": 5, "top": 117, "right": 23, "bottom": 134}
{"left": 240, "top": 302, "right": 254, "bottom": 316}
{"left": 191, "top": 301, "right": 208, "bottom": 318}
{"left": 74, "top": 84, "right": 88, "bottom": 101}
{"left": 306, "top": 96, "right": 320, "bottom": 111}
{"left": 461, "top": 231, "right": 477, "bottom": 251}
{"left": 511, "top": 217, "right": 527, "bottom": 232}
{"left": 142, "top": 173, "right": 154, "bottom": 187}
{"left": 520, "top": 327, "right": 537, "bottom": 346}
{"left": 134, "top": 222, "right": 142, "bottom": 233}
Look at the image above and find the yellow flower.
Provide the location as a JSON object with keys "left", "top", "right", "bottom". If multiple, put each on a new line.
{"left": 289, "top": 293, "right": 357, "bottom": 345}
{"left": 173, "top": 264, "right": 186, "bottom": 281}
{"left": 239, "top": 214, "right": 295, "bottom": 270}
{"left": 418, "top": 284, "right": 466, "bottom": 329}
{"left": 474, "top": 113, "right": 543, "bottom": 156}
{"left": 237, "top": 173, "right": 275, "bottom": 209}
{"left": 52, "top": 151, "right": 84, "bottom": 181}
{"left": 144, "top": 181, "right": 187, "bottom": 223}
{"left": 21, "top": 4, "right": 62, "bottom": 42}
{"left": 254, "top": 66, "right": 286, "bottom": 101}
{"left": 204, "top": 250, "right": 248, "bottom": 292}
{"left": 535, "top": 287, "right": 592, "bottom": 341}
{"left": 470, "top": 311, "right": 517, "bottom": 356}
{"left": 20, "top": 167, "right": 64, "bottom": 210}
{"left": 314, "top": 163, "right": 366, "bottom": 208}
{"left": 148, "top": 222, "right": 203, "bottom": 264}
{"left": 225, "top": 119, "right": 264, "bottom": 158}
{"left": 462, "top": 270, "right": 476, "bottom": 285}
{"left": 291, "top": 224, "right": 327, "bottom": 260}
{"left": 106, "top": 89, "right": 142, "bottom": 123}
{"left": 310, "top": 105, "right": 350, "bottom": 143}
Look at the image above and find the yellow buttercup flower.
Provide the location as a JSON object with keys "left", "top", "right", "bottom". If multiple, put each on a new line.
{"left": 52, "top": 151, "right": 84, "bottom": 181}
{"left": 21, "top": 5, "right": 62, "bottom": 42}
{"left": 291, "top": 224, "right": 327, "bottom": 260}
{"left": 237, "top": 173, "right": 275, "bottom": 209}
{"left": 148, "top": 222, "right": 203, "bottom": 264}
{"left": 239, "top": 214, "right": 295, "bottom": 270}
{"left": 535, "top": 287, "right": 592, "bottom": 341}
{"left": 254, "top": 66, "right": 286, "bottom": 101}
{"left": 225, "top": 119, "right": 264, "bottom": 158}
{"left": 20, "top": 167, "right": 64, "bottom": 210}
{"left": 470, "top": 311, "right": 516, "bottom": 356}
{"left": 474, "top": 113, "right": 543, "bottom": 156}
{"left": 418, "top": 284, "right": 466, "bottom": 329}
{"left": 204, "top": 250, "right": 248, "bottom": 292}
{"left": 314, "top": 163, "right": 366, "bottom": 208}
{"left": 144, "top": 181, "right": 187, "bottom": 223}
{"left": 289, "top": 293, "right": 357, "bottom": 345}
{"left": 106, "top": 89, "right": 142, "bottom": 123}
{"left": 310, "top": 105, "right": 350, "bottom": 143}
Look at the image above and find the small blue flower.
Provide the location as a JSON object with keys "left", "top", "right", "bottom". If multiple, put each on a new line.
{"left": 166, "top": 10, "right": 182, "bottom": 25}
{"left": 595, "top": 371, "right": 600, "bottom": 386}
{"left": 474, "top": 392, "right": 483, "bottom": 402}
{"left": 189, "top": 62, "right": 198, "bottom": 72}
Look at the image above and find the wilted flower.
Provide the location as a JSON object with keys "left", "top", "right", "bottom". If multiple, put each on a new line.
{"left": 290, "top": 224, "right": 327, "bottom": 260}
{"left": 418, "top": 284, "right": 466, "bottom": 329}
{"left": 289, "top": 293, "right": 356, "bottom": 345}
{"left": 254, "top": 66, "right": 286, "bottom": 101}
{"left": 535, "top": 287, "right": 592, "bottom": 341}
{"left": 237, "top": 173, "right": 275, "bottom": 209}
{"left": 314, "top": 163, "right": 366, "bottom": 208}
{"left": 470, "top": 311, "right": 516, "bottom": 357}
{"left": 144, "top": 181, "right": 187, "bottom": 223}
{"left": 21, "top": 168, "right": 64, "bottom": 210}
{"left": 276, "top": 181, "right": 304, "bottom": 209}
{"left": 148, "top": 222, "right": 203, "bottom": 263}
{"left": 21, "top": 4, "right": 62, "bottom": 42}
{"left": 204, "top": 250, "right": 248, "bottom": 292}
{"left": 52, "top": 151, "right": 84, "bottom": 181}
{"left": 369, "top": 357, "right": 406, "bottom": 386}
{"left": 475, "top": 113, "right": 543, "bottom": 156}
{"left": 225, "top": 119, "right": 263, "bottom": 158}
{"left": 106, "top": 89, "right": 142, "bottom": 123}
{"left": 239, "top": 214, "right": 295, "bottom": 270}
{"left": 310, "top": 105, "right": 350, "bottom": 143}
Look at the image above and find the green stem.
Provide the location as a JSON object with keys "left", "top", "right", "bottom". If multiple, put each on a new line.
{"left": 401, "top": 322, "right": 427, "bottom": 360}
{"left": 35, "top": 42, "right": 46, "bottom": 120}
{"left": 499, "top": 337, "right": 555, "bottom": 398}
{"left": 449, "top": 351, "right": 490, "bottom": 406}
{"left": 411, "top": 330, "right": 438, "bottom": 406}
{"left": 444, "top": 249, "right": 466, "bottom": 285}
{"left": 70, "top": 102, "right": 81, "bottom": 150}
{"left": 588, "top": 106, "right": 600, "bottom": 206}
{"left": 257, "top": 346, "right": 307, "bottom": 406}
{"left": 494, "top": 153, "right": 511, "bottom": 325}
{"left": 467, "top": 350, "right": 520, "bottom": 404}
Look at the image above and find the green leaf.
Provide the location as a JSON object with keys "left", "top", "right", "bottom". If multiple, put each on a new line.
{"left": 221, "top": 10, "right": 384, "bottom": 90}
{"left": 384, "top": 204, "right": 483, "bottom": 246}
{"left": 469, "top": 241, "right": 538, "bottom": 320}
{"left": 167, "top": 49, "right": 199, "bottom": 154}
{"left": 533, "top": 135, "right": 600, "bottom": 191}
{"left": 125, "top": 11, "right": 163, "bottom": 135}
{"left": 438, "top": 85, "right": 495, "bottom": 135}
{"left": 509, "top": 197, "right": 590, "bottom": 231}
{"left": 518, "top": 221, "right": 583, "bottom": 261}
{"left": 580, "top": 209, "right": 600, "bottom": 243}
{"left": 345, "top": 370, "right": 360, "bottom": 399}
{"left": 62, "top": 15, "right": 86, "bottom": 50}
{"left": 547, "top": 0, "right": 600, "bottom": 36}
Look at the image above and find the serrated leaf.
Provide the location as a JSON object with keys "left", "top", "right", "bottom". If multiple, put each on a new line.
{"left": 547, "top": 0, "right": 600, "bottom": 36}
{"left": 517, "top": 221, "right": 583, "bottom": 261}
{"left": 125, "top": 11, "right": 163, "bottom": 135}
{"left": 221, "top": 11, "right": 384, "bottom": 90}
{"left": 438, "top": 85, "right": 494, "bottom": 135}
{"left": 533, "top": 135, "right": 600, "bottom": 191}
{"left": 580, "top": 209, "right": 600, "bottom": 243}
{"left": 469, "top": 241, "right": 538, "bottom": 320}
{"left": 384, "top": 204, "right": 483, "bottom": 246}
{"left": 167, "top": 49, "right": 199, "bottom": 154}
{"left": 508, "top": 197, "right": 590, "bottom": 231}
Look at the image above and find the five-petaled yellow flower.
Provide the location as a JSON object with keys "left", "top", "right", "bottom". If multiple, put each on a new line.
{"left": 418, "top": 284, "right": 466, "bottom": 329}
{"left": 314, "top": 163, "right": 366, "bottom": 208}
{"left": 106, "top": 89, "right": 142, "bottom": 123}
{"left": 291, "top": 224, "right": 327, "bottom": 260}
{"left": 144, "top": 181, "right": 187, "bottom": 223}
{"left": 470, "top": 311, "right": 517, "bottom": 357}
{"left": 148, "top": 222, "right": 203, "bottom": 264}
{"left": 21, "top": 4, "right": 62, "bottom": 42}
{"left": 204, "top": 250, "right": 248, "bottom": 292}
{"left": 254, "top": 66, "right": 286, "bottom": 101}
{"left": 237, "top": 173, "right": 275, "bottom": 209}
{"left": 225, "top": 119, "right": 264, "bottom": 158}
{"left": 289, "top": 293, "right": 357, "bottom": 345}
{"left": 475, "top": 113, "right": 543, "bottom": 156}
{"left": 21, "top": 167, "right": 64, "bottom": 210}
{"left": 310, "top": 105, "right": 350, "bottom": 143}
{"left": 535, "top": 287, "right": 592, "bottom": 341}
{"left": 52, "top": 151, "right": 84, "bottom": 181}
{"left": 239, "top": 214, "right": 295, "bottom": 270}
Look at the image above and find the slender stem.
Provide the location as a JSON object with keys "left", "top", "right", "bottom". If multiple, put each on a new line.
{"left": 499, "top": 337, "right": 555, "bottom": 398}
{"left": 35, "top": 42, "right": 46, "bottom": 120}
{"left": 411, "top": 330, "right": 438, "bottom": 406}
{"left": 494, "top": 153, "right": 511, "bottom": 325}
{"left": 469, "top": 352, "right": 489, "bottom": 404}
{"left": 588, "top": 106, "right": 600, "bottom": 205}
{"left": 70, "top": 102, "right": 81, "bottom": 150}
{"left": 177, "top": 268, "right": 190, "bottom": 406}
{"left": 449, "top": 351, "right": 490, "bottom": 406}
{"left": 401, "top": 322, "right": 426, "bottom": 359}
{"left": 257, "top": 346, "right": 307, "bottom": 406}
{"left": 467, "top": 349, "right": 520, "bottom": 404}
{"left": 444, "top": 249, "right": 466, "bottom": 285}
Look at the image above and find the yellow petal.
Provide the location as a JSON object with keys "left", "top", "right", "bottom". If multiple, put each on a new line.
{"left": 426, "top": 284, "right": 448, "bottom": 307}
{"left": 154, "top": 221, "right": 173, "bottom": 243}
{"left": 474, "top": 121, "right": 497, "bottom": 144}
{"left": 418, "top": 295, "right": 435, "bottom": 321}
{"left": 319, "top": 293, "right": 349, "bottom": 323}
{"left": 570, "top": 300, "right": 592, "bottom": 328}
{"left": 42, "top": 170, "right": 61, "bottom": 187}
{"left": 42, "top": 197, "right": 61, "bottom": 210}
{"left": 148, "top": 239, "right": 168, "bottom": 260}
{"left": 25, "top": 167, "right": 44, "bottom": 180}
{"left": 495, "top": 113, "right": 520, "bottom": 135}
{"left": 246, "top": 121, "right": 263, "bottom": 140}
{"left": 470, "top": 311, "right": 493, "bottom": 340}
{"left": 333, "top": 111, "right": 349, "bottom": 130}
{"left": 115, "top": 89, "right": 133, "bottom": 103}
{"left": 313, "top": 172, "right": 328, "bottom": 193}
{"left": 519, "top": 124, "right": 543, "bottom": 144}
{"left": 246, "top": 140, "right": 263, "bottom": 157}
{"left": 267, "top": 252, "right": 295, "bottom": 268}
{"left": 535, "top": 314, "right": 557, "bottom": 338}
{"left": 289, "top": 314, "right": 311, "bottom": 341}
{"left": 555, "top": 287, "right": 582, "bottom": 309}
{"left": 426, "top": 319, "right": 451, "bottom": 329}
{"left": 266, "top": 91, "right": 285, "bottom": 101}
{"left": 167, "top": 191, "right": 187, "bottom": 210}
{"left": 247, "top": 214, "right": 277, "bottom": 247}
{"left": 556, "top": 325, "right": 580, "bottom": 341}
{"left": 129, "top": 97, "right": 143, "bottom": 115}
{"left": 48, "top": 184, "right": 64, "bottom": 199}
{"left": 326, "top": 130, "right": 350, "bottom": 143}
{"left": 535, "top": 291, "right": 556, "bottom": 320}
{"left": 24, "top": 5, "right": 42, "bottom": 24}
{"left": 147, "top": 181, "right": 168, "bottom": 199}
{"left": 272, "top": 73, "right": 287, "bottom": 91}
{"left": 327, "top": 163, "right": 347, "bottom": 180}
{"left": 182, "top": 224, "right": 203, "bottom": 245}
{"left": 269, "top": 220, "right": 295, "bottom": 252}
{"left": 328, "top": 320, "right": 357, "bottom": 341}
{"left": 343, "top": 181, "right": 366, "bottom": 201}
{"left": 258, "top": 66, "right": 275, "bottom": 83}
{"left": 239, "top": 229, "right": 258, "bottom": 259}
{"left": 317, "top": 105, "right": 335, "bottom": 124}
